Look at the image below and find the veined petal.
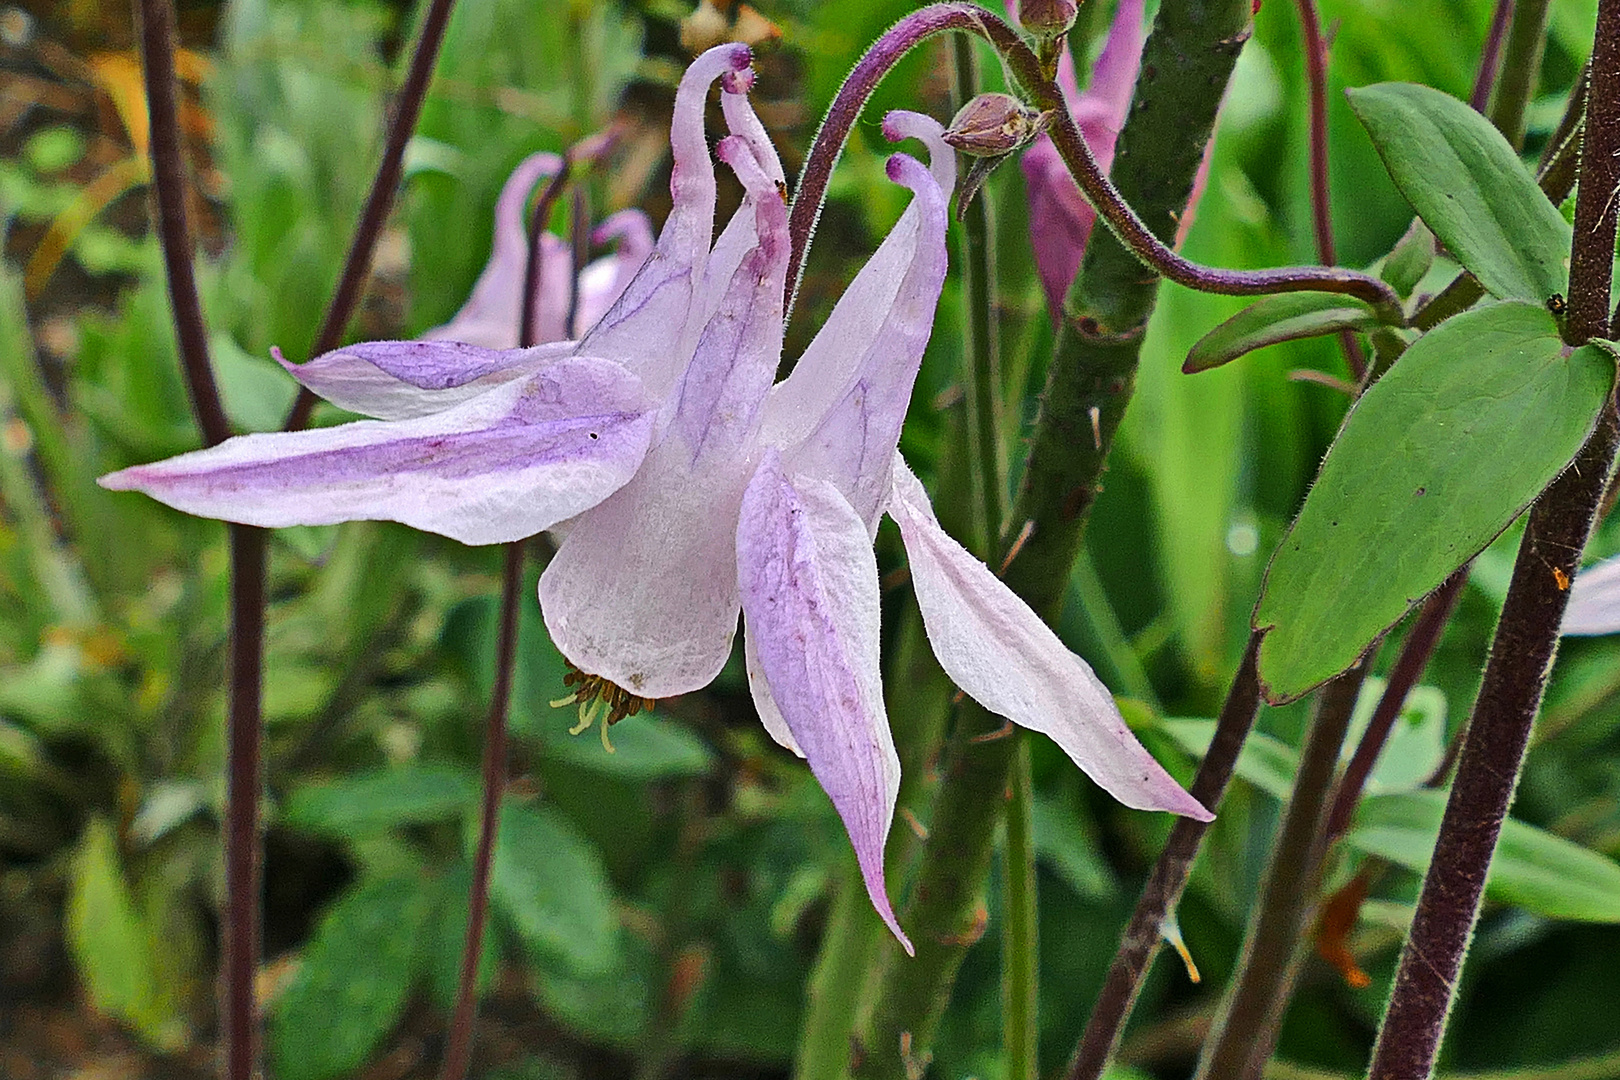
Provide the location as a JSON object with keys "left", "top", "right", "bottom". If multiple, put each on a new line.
{"left": 578, "top": 43, "right": 752, "bottom": 397}
{"left": 1563, "top": 555, "right": 1620, "bottom": 635}
{"left": 737, "top": 452, "right": 910, "bottom": 953}
{"left": 421, "top": 153, "right": 568, "bottom": 349}
{"left": 101, "top": 357, "right": 655, "bottom": 546}
{"left": 538, "top": 434, "right": 749, "bottom": 699}
{"left": 744, "top": 631, "right": 805, "bottom": 757}
{"left": 765, "top": 144, "right": 949, "bottom": 525}
{"left": 887, "top": 458, "right": 1211, "bottom": 820}
{"left": 669, "top": 133, "right": 789, "bottom": 465}
{"left": 572, "top": 210, "right": 656, "bottom": 338}
{"left": 276, "top": 340, "right": 575, "bottom": 420}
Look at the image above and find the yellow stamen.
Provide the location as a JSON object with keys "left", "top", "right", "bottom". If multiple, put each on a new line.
{"left": 551, "top": 661, "right": 655, "bottom": 750}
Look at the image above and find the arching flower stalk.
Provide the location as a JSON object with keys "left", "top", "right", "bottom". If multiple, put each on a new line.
{"left": 101, "top": 43, "right": 1208, "bottom": 952}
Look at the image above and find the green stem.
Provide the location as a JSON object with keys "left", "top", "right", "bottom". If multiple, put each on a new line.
{"left": 795, "top": 853, "right": 883, "bottom": 1079}
{"left": 1192, "top": 663, "right": 1367, "bottom": 1080}
{"left": 1004, "top": 738, "right": 1039, "bottom": 1080}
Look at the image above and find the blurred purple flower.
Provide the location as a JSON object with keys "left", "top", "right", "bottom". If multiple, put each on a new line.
{"left": 1017, "top": 0, "right": 1214, "bottom": 319}
{"left": 421, "top": 152, "right": 653, "bottom": 349}
{"left": 103, "top": 44, "right": 1208, "bottom": 949}
{"left": 1562, "top": 554, "right": 1620, "bottom": 635}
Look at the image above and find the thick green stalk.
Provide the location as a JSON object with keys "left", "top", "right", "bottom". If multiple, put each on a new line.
{"left": 849, "top": 1, "right": 1254, "bottom": 1075}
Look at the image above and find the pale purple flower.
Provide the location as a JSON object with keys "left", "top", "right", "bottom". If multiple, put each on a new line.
{"left": 421, "top": 151, "right": 654, "bottom": 349}
{"left": 101, "top": 44, "right": 1208, "bottom": 950}
{"left": 1562, "top": 555, "right": 1620, "bottom": 635}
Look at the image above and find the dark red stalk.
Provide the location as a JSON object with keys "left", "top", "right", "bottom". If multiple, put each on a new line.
{"left": 1367, "top": 1, "right": 1620, "bottom": 1072}
{"left": 1064, "top": 634, "right": 1264, "bottom": 1080}
{"left": 1326, "top": 570, "right": 1466, "bottom": 839}
{"left": 438, "top": 541, "right": 524, "bottom": 1080}
{"left": 1470, "top": 0, "right": 1516, "bottom": 113}
{"left": 134, "top": 4, "right": 265, "bottom": 1077}
{"left": 1293, "top": 0, "right": 1367, "bottom": 380}
{"left": 284, "top": 0, "right": 460, "bottom": 431}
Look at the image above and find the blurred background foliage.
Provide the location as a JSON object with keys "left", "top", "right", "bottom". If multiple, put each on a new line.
{"left": 1, "top": 0, "right": 1617, "bottom": 1077}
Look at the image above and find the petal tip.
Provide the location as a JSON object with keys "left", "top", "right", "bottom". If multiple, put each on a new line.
{"left": 721, "top": 66, "right": 755, "bottom": 95}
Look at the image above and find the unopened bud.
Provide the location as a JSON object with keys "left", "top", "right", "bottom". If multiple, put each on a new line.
{"left": 942, "top": 93, "right": 1045, "bottom": 157}
{"left": 1017, "top": 0, "right": 1080, "bottom": 38}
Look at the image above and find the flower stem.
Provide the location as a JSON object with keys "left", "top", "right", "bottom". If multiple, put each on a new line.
{"left": 133, "top": 4, "right": 263, "bottom": 1077}
{"left": 284, "top": 0, "right": 459, "bottom": 431}
{"left": 1064, "top": 634, "right": 1263, "bottom": 1080}
{"left": 1192, "top": 662, "right": 1367, "bottom": 1080}
{"left": 783, "top": 4, "right": 1400, "bottom": 330}
{"left": 1326, "top": 569, "right": 1466, "bottom": 840}
{"left": 1004, "top": 737, "right": 1038, "bottom": 1080}
{"left": 438, "top": 540, "right": 522, "bottom": 1080}
{"left": 1367, "top": 2, "right": 1620, "bottom": 1072}
{"left": 1488, "top": 0, "right": 1552, "bottom": 149}
{"left": 1293, "top": 0, "right": 1367, "bottom": 380}
{"left": 1469, "top": 0, "right": 1515, "bottom": 113}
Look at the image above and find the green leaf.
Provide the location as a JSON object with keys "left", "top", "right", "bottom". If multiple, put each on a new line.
{"left": 1031, "top": 793, "right": 1118, "bottom": 900}
{"left": 269, "top": 875, "right": 433, "bottom": 1080}
{"left": 490, "top": 799, "right": 618, "bottom": 976}
{"left": 66, "top": 818, "right": 187, "bottom": 1051}
{"left": 1159, "top": 718, "right": 1299, "bottom": 801}
{"left": 1379, "top": 220, "right": 1437, "bottom": 298}
{"left": 1349, "top": 791, "right": 1620, "bottom": 923}
{"left": 531, "top": 925, "right": 655, "bottom": 1047}
{"left": 281, "top": 762, "right": 480, "bottom": 837}
{"left": 1255, "top": 302, "right": 1615, "bottom": 702}
{"left": 1347, "top": 82, "right": 1571, "bottom": 302}
{"left": 1345, "top": 677, "right": 1446, "bottom": 792}
{"left": 1183, "top": 293, "right": 1387, "bottom": 374}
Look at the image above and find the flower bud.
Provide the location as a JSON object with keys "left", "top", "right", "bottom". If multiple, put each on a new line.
{"left": 942, "top": 93, "right": 1045, "bottom": 157}
{"left": 1018, "top": 0, "right": 1080, "bottom": 38}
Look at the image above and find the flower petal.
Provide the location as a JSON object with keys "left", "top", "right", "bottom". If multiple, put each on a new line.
{"left": 887, "top": 458, "right": 1211, "bottom": 820}
{"left": 101, "top": 357, "right": 654, "bottom": 546}
{"left": 1562, "top": 554, "right": 1620, "bottom": 635}
{"left": 764, "top": 141, "right": 950, "bottom": 524}
{"left": 421, "top": 153, "right": 569, "bottom": 348}
{"left": 577, "top": 43, "right": 752, "bottom": 398}
{"left": 737, "top": 452, "right": 911, "bottom": 953}
{"left": 537, "top": 433, "right": 749, "bottom": 699}
{"left": 744, "top": 631, "right": 805, "bottom": 757}
{"left": 668, "top": 133, "right": 789, "bottom": 464}
{"left": 572, "top": 210, "right": 656, "bottom": 338}
{"left": 277, "top": 339, "right": 574, "bottom": 420}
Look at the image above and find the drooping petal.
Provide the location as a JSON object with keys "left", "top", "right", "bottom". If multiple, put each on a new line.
{"left": 668, "top": 133, "right": 789, "bottom": 465}
{"left": 764, "top": 140, "right": 950, "bottom": 525}
{"left": 886, "top": 458, "right": 1211, "bottom": 820}
{"left": 537, "top": 431, "right": 750, "bottom": 698}
{"left": 1022, "top": 0, "right": 1145, "bottom": 318}
{"left": 275, "top": 339, "right": 575, "bottom": 420}
{"left": 421, "top": 153, "right": 569, "bottom": 349}
{"left": 101, "top": 357, "right": 655, "bottom": 546}
{"left": 577, "top": 43, "right": 753, "bottom": 397}
{"left": 744, "top": 631, "right": 805, "bottom": 757}
{"left": 572, "top": 210, "right": 656, "bottom": 337}
{"left": 737, "top": 452, "right": 910, "bottom": 953}
{"left": 1563, "top": 554, "right": 1620, "bottom": 635}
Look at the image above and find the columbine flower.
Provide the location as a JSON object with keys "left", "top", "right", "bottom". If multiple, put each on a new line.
{"left": 100, "top": 44, "right": 1208, "bottom": 950}
{"left": 420, "top": 151, "right": 653, "bottom": 349}
{"left": 1562, "top": 554, "right": 1620, "bottom": 635}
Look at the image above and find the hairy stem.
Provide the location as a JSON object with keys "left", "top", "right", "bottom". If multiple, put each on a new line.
{"left": 1194, "top": 664, "right": 1367, "bottom": 1080}
{"left": 1367, "top": 2, "right": 1620, "bottom": 1072}
{"left": 784, "top": 4, "right": 1400, "bottom": 329}
{"left": 1470, "top": 0, "right": 1515, "bottom": 113}
{"left": 284, "top": 0, "right": 459, "bottom": 430}
{"left": 438, "top": 541, "right": 523, "bottom": 1080}
{"left": 1065, "top": 635, "right": 1264, "bottom": 1080}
